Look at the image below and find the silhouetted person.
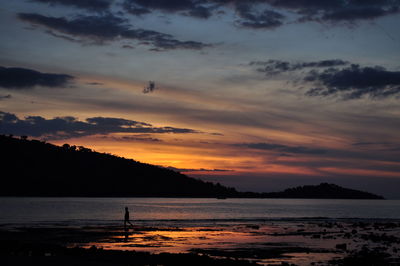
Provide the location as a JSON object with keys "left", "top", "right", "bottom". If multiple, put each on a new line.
{"left": 124, "top": 207, "right": 133, "bottom": 230}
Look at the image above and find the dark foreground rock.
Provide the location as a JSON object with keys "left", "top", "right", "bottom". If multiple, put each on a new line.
{"left": 0, "top": 241, "right": 258, "bottom": 266}
{"left": 329, "top": 247, "right": 400, "bottom": 265}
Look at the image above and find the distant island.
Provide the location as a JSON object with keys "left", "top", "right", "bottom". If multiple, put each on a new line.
{"left": 253, "top": 183, "right": 384, "bottom": 199}
{"left": 0, "top": 135, "right": 384, "bottom": 199}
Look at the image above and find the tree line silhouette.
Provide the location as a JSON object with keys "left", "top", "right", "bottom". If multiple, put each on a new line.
{"left": 0, "top": 135, "right": 383, "bottom": 199}
{"left": 0, "top": 135, "right": 238, "bottom": 197}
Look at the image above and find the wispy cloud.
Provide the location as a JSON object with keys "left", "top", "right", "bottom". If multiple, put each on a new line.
{"left": 18, "top": 13, "right": 211, "bottom": 51}
{"left": 31, "top": 0, "right": 112, "bottom": 12}
{"left": 236, "top": 142, "right": 327, "bottom": 155}
{"left": 251, "top": 59, "right": 349, "bottom": 75}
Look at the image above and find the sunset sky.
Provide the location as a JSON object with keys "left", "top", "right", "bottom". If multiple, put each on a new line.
{"left": 1, "top": 0, "right": 400, "bottom": 197}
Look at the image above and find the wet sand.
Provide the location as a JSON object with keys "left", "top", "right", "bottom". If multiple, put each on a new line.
{"left": 1, "top": 219, "right": 400, "bottom": 265}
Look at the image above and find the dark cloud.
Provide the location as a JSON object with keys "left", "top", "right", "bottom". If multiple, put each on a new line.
{"left": 352, "top": 141, "right": 393, "bottom": 146}
{"left": 123, "top": 0, "right": 214, "bottom": 19}
{"left": 97, "top": 135, "right": 163, "bottom": 142}
{"left": 165, "top": 166, "right": 232, "bottom": 172}
{"left": 18, "top": 13, "right": 211, "bottom": 51}
{"left": 122, "top": 3, "right": 151, "bottom": 16}
{"left": 0, "top": 94, "right": 12, "bottom": 100}
{"left": 122, "top": 44, "right": 135, "bottom": 49}
{"left": 0, "top": 111, "right": 201, "bottom": 139}
{"left": 238, "top": 142, "right": 326, "bottom": 155}
{"left": 0, "top": 66, "right": 73, "bottom": 89}
{"left": 235, "top": 3, "right": 285, "bottom": 29}
{"left": 125, "top": 0, "right": 196, "bottom": 12}
{"left": 265, "top": 0, "right": 400, "bottom": 25}
{"left": 31, "top": 0, "right": 112, "bottom": 12}
{"left": 321, "top": 6, "right": 398, "bottom": 22}
{"left": 143, "top": 81, "right": 157, "bottom": 93}
{"left": 23, "top": 0, "right": 400, "bottom": 35}
{"left": 250, "top": 59, "right": 400, "bottom": 100}
{"left": 251, "top": 59, "right": 349, "bottom": 75}
{"left": 351, "top": 141, "right": 400, "bottom": 152}
{"left": 304, "top": 64, "right": 400, "bottom": 99}
{"left": 187, "top": 5, "right": 214, "bottom": 19}
{"left": 122, "top": 0, "right": 400, "bottom": 28}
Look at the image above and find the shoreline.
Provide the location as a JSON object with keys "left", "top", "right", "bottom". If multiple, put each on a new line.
{"left": 0, "top": 196, "right": 387, "bottom": 199}
{"left": 2, "top": 218, "right": 399, "bottom": 265}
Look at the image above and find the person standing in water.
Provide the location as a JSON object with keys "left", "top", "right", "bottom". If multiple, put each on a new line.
{"left": 124, "top": 207, "right": 133, "bottom": 230}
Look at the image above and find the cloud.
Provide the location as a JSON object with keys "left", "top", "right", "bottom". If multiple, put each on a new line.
{"left": 265, "top": 0, "right": 400, "bottom": 25}
{"left": 123, "top": 0, "right": 214, "bottom": 19}
{"left": 352, "top": 141, "right": 393, "bottom": 146}
{"left": 23, "top": 1, "right": 400, "bottom": 36}
{"left": 187, "top": 5, "right": 214, "bottom": 19}
{"left": 121, "top": 0, "right": 400, "bottom": 28}
{"left": 31, "top": 0, "right": 112, "bottom": 12}
{"left": 304, "top": 64, "right": 400, "bottom": 99}
{"left": 18, "top": 13, "right": 211, "bottom": 51}
{"left": 238, "top": 142, "right": 327, "bottom": 155}
{"left": 143, "top": 81, "right": 157, "bottom": 93}
{"left": 0, "top": 111, "right": 201, "bottom": 139}
{"left": 165, "top": 166, "right": 232, "bottom": 172}
{"left": 251, "top": 59, "right": 349, "bottom": 75}
{"left": 0, "top": 94, "right": 12, "bottom": 100}
{"left": 0, "top": 66, "right": 73, "bottom": 89}
{"left": 97, "top": 135, "right": 163, "bottom": 142}
{"left": 235, "top": 3, "right": 285, "bottom": 29}
{"left": 250, "top": 59, "right": 400, "bottom": 100}
{"left": 317, "top": 5, "right": 399, "bottom": 24}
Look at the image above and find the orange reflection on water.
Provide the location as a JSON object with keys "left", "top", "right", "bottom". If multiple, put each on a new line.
{"left": 84, "top": 225, "right": 277, "bottom": 254}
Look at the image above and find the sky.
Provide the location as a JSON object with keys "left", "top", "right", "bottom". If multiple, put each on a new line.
{"left": 1, "top": 0, "right": 400, "bottom": 198}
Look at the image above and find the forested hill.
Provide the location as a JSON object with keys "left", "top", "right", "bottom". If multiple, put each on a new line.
{"left": 256, "top": 183, "right": 384, "bottom": 199}
{"left": 0, "top": 135, "right": 238, "bottom": 197}
{"left": 0, "top": 135, "right": 384, "bottom": 199}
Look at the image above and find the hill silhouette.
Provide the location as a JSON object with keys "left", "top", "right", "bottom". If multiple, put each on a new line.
{"left": 0, "top": 135, "right": 384, "bottom": 199}
{"left": 0, "top": 135, "right": 237, "bottom": 197}
{"left": 257, "top": 183, "right": 384, "bottom": 199}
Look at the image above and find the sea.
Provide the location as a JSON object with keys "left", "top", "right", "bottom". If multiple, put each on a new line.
{"left": 1, "top": 197, "right": 400, "bottom": 226}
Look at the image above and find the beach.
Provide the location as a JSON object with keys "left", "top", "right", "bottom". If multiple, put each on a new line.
{"left": 1, "top": 197, "right": 400, "bottom": 265}
{"left": 2, "top": 218, "right": 400, "bottom": 265}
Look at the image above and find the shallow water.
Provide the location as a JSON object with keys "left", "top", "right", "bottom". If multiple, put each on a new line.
{"left": 2, "top": 198, "right": 400, "bottom": 266}
{"left": 1, "top": 197, "right": 400, "bottom": 225}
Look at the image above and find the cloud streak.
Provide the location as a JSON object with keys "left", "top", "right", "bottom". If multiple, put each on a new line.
{"left": 251, "top": 59, "right": 349, "bottom": 75}
{"left": 123, "top": 0, "right": 214, "bottom": 19}
{"left": 237, "top": 142, "right": 327, "bottom": 155}
{"left": 0, "top": 66, "right": 73, "bottom": 89}
{"left": 0, "top": 111, "right": 201, "bottom": 139}
{"left": 18, "top": 13, "right": 211, "bottom": 51}
{"left": 165, "top": 166, "right": 233, "bottom": 173}
{"left": 31, "top": 0, "right": 112, "bottom": 12}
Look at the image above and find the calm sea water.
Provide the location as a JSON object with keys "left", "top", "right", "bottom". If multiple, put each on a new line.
{"left": 1, "top": 198, "right": 400, "bottom": 226}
